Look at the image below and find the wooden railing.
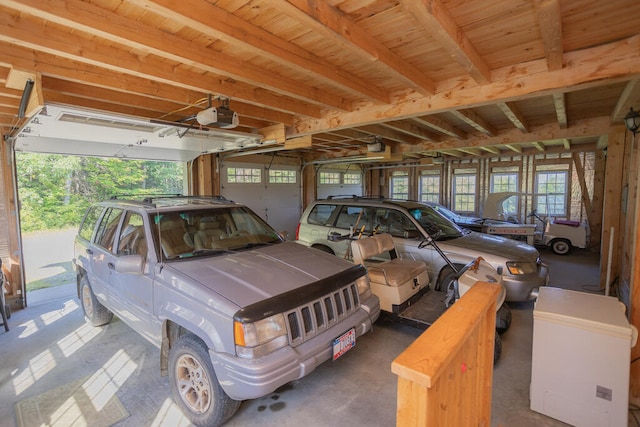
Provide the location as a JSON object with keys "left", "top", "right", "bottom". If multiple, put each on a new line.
{"left": 391, "top": 282, "right": 501, "bottom": 427}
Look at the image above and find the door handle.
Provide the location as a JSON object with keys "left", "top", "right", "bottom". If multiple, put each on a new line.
{"left": 86, "top": 248, "right": 93, "bottom": 255}
{"left": 108, "top": 262, "right": 115, "bottom": 270}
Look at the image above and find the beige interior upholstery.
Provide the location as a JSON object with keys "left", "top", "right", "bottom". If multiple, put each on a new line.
{"left": 351, "top": 233, "right": 427, "bottom": 287}
{"left": 194, "top": 220, "right": 226, "bottom": 250}
{"left": 159, "top": 215, "right": 192, "bottom": 258}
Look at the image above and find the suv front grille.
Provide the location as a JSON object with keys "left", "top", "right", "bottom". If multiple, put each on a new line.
{"left": 286, "top": 283, "right": 360, "bottom": 345}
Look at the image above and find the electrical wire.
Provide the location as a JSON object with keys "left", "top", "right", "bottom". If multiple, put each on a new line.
{"left": 156, "top": 97, "right": 210, "bottom": 120}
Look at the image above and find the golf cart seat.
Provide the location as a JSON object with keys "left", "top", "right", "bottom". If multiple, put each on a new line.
{"left": 351, "top": 233, "right": 429, "bottom": 312}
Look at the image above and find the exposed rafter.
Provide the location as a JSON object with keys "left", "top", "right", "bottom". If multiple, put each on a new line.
{"left": 401, "top": 0, "right": 491, "bottom": 85}
{"left": 498, "top": 102, "right": 530, "bottom": 133}
{"left": 535, "top": 0, "right": 563, "bottom": 71}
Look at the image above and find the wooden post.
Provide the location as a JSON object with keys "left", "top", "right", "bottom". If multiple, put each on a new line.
{"left": 600, "top": 126, "right": 625, "bottom": 288}
{"left": 391, "top": 282, "right": 500, "bottom": 426}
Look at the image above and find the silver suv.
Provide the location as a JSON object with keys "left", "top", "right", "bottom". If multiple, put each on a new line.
{"left": 296, "top": 197, "right": 549, "bottom": 302}
{"left": 73, "top": 195, "right": 379, "bottom": 426}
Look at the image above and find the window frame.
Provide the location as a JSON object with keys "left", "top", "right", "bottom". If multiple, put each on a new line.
{"left": 390, "top": 172, "right": 409, "bottom": 200}
{"left": 535, "top": 170, "right": 569, "bottom": 216}
{"left": 452, "top": 173, "right": 477, "bottom": 213}
{"left": 227, "top": 167, "right": 262, "bottom": 183}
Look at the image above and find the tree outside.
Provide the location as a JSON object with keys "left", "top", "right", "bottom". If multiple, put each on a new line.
{"left": 16, "top": 152, "right": 184, "bottom": 290}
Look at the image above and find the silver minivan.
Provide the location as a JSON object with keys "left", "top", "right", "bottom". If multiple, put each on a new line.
{"left": 296, "top": 197, "right": 549, "bottom": 302}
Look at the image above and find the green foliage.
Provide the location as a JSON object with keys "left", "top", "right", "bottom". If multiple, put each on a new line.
{"left": 16, "top": 153, "right": 183, "bottom": 232}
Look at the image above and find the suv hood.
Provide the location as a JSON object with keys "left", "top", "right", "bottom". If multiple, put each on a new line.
{"left": 441, "top": 231, "right": 539, "bottom": 262}
{"left": 168, "top": 242, "right": 357, "bottom": 308}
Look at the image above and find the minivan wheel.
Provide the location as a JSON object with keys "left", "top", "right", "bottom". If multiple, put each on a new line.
{"left": 169, "top": 334, "right": 241, "bottom": 427}
{"left": 79, "top": 276, "right": 113, "bottom": 326}
{"left": 550, "top": 239, "right": 571, "bottom": 255}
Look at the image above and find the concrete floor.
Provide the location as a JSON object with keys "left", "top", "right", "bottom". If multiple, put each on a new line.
{"left": 0, "top": 248, "right": 609, "bottom": 426}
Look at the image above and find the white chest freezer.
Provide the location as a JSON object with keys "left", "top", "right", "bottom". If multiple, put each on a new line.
{"left": 530, "top": 287, "right": 638, "bottom": 427}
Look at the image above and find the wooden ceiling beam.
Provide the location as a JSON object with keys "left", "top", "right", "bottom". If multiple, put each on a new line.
{"left": 1, "top": 0, "right": 353, "bottom": 112}
{"left": 0, "top": 41, "right": 321, "bottom": 119}
{"left": 293, "top": 34, "right": 640, "bottom": 136}
{"left": 562, "top": 139, "right": 571, "bottom": 150}
{"left": 553, "top": 92, "right": 568, "bottom": 129}
{"left": 126, "top": 0, "right": 390, "bottom": 103}
{"left": 532, "top": 141, "right": 545, "bottom": 151}
{"left": 412, "top": 115, "right": 466, "bottom": 139}
{"left": 400, "top": 116, "right": 611, "bottom": 154}
{"left": 504, "top": 145, "right": 523, "bottom": 153}
{"left": 402, "top": 0, "right": 491, "bottom": 85}
{"left": 480, "top": 146, "right": 501, "bottom": 155}
{"left": 42, "top": 76, "right": 295, "bottom": 126}
{"left": 497, "top": 102, "right": 530, "bottom": 133}
{"left": 381, "top": 121, "right": 439, "bottom": 141}
{"left": 611, "top": 79, "right": 640, "bottom": 122}
{"left": 352, "top": 124, "right": 422, "bottom": 144}
{"left": 450, "top": 109, "right": 496, "bottom": 136}
{"left": 283, "top": 0, "right": 435, "bottom": 96}
{"left": 535, "top": 0, "right": 564, "bottom": 71}
{"left": 457, "top": 147, "right": 482, "bottom": 156}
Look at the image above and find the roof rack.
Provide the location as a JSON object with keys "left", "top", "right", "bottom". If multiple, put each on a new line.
{"left": 108, "top": 194, "right": 233, "bottom": 206}
{"left": 111, "top": 193, "right": 182, "bottom": 201}
{"left": 325, "top": 195, "right": 386, "bottom": 201}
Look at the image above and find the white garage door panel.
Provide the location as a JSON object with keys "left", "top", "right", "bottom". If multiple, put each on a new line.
{"left": 221, "top": 164, "right": 300, "bottom": 239}
{"left": 317, "top": 184, "right": 362, "bottom": 199}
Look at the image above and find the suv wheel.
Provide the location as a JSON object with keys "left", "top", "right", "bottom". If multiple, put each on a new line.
{"left": 80, "top": 276, "right": 113, "bottom": 326}
{"left": 169, "top": 334, "right": 241, "bottom": 427}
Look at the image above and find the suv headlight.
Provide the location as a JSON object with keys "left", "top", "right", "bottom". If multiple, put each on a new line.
{"left": 355, "top": 275, "right": 372, "bottom": 300}
{"left": 505, "top": 261, "right": 536, "bottom": 275}
{"left": 234, "top": 314, "right": 288, "bottom": 359}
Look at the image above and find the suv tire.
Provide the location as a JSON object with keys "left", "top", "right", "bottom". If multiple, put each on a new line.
{"left": 80, "top": 276, "right": 113, "bottom": 326}
{"left": 169, "top": 334, "right": 241, "bottom": 427}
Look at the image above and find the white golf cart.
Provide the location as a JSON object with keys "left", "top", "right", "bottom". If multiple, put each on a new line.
{"left": 348, "top": 232, "right": 510, "bottom": 363}
{"left": 483, "top": 192, "right": 587, "bottom": 255}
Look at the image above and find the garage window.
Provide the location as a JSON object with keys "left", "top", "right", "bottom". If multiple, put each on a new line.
{"left": 419, "top": 173, "right": 440, "bottom": 203}
{"left": 453, "top": 173, "right": 476, "bottom": 213}
{"left": 343, "top": 173, "right": 361, "bottom": 184}
{"left": 319, "top": 172, "right": 340, "bottom": 184}
{"left": 268, "top": 169, "right": 296, "bottom": 184}
{"left": 535, "top": 171, "right": 567, "bottom": 216}
{"left": 227, "top": 167, "right": 261, "bottom": 183}
{"left": 390, "top": 172, "right": 408, "bottom": 200}
{"left": 491, "top": 173, "right": 518, "bottom": 215}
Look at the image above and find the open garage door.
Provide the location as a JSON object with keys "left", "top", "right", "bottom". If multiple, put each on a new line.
{"left": 13, "top": 104, "right": 268, "bottom": 161}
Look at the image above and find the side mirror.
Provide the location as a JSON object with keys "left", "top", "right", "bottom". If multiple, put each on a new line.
{"left": 114, "top": 255, "right": 144, "bottom": 274}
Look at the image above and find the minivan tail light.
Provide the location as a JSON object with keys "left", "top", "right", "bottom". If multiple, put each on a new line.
{"left": 295, "top": 223, "right": 301, "bottom": 240}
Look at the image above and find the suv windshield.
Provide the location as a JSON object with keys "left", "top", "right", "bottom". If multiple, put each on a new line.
{"left": 405, "top": 204, "right": 463, "bottom": 240}
{"left": 152, "top": 206, "right": 283, "bottom": 259}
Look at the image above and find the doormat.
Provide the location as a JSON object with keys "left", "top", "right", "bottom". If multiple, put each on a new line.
{"left": 14, "top": 376, "right": 129, "bottom": 427}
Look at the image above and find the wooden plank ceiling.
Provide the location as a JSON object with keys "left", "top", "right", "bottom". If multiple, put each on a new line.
{"left": 0, "top": 0, "right": 639, "bottom": 162}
